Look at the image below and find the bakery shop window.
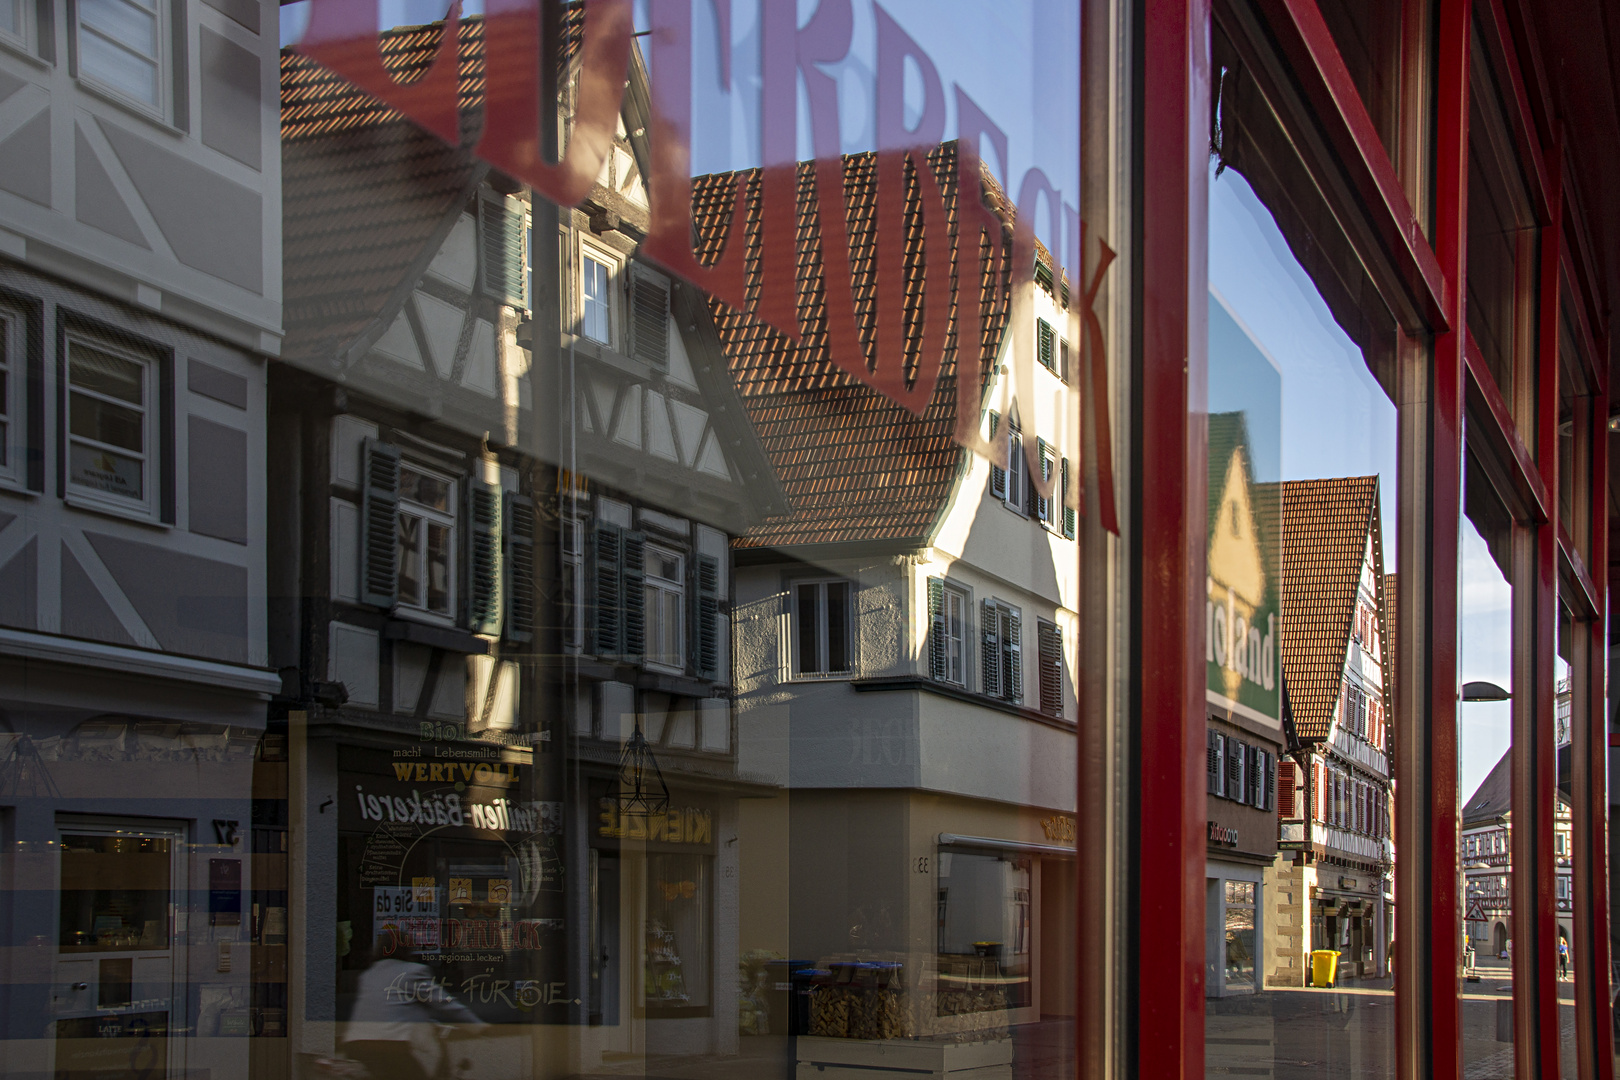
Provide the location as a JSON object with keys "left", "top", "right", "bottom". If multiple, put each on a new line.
{"left": 643, "top": 851, "right": 711, "bottom": 1015}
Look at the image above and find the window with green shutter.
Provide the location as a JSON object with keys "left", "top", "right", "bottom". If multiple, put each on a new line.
{"left": 1036, "top": 318, "right": 1056, "bottom": 373}
{"left": 690, "top": 553, "right": 721, "bottom": 680}
{"left": 359, "top": 438, "right": 401, "bottom": 609}
{"left": 479, "top": 190, "right": 529, "bottom": 309}
{"left": 462, "top": 478, "right": 503, "bottom": 636}
{"left": 629, "top": 267, "right": 670, "bottom": 368}
{"left": 1037, "top": 619, "right": 1062, "bottom": 717}
{"left": 503, "top": 493, "right": 536, "bottom": 643}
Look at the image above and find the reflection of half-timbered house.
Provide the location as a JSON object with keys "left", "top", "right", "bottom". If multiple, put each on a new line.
{"left": 275, "top": 21, "right": 780, "bottom": 1074}
{"left": 703, "top": 144, "right": 1086, "bottom": 1063}
{"left": 1267, "top": 476, "right": 1394, "bottom": 986}
{"left": 0, "top": 2, "right": 283, "bottom": 1077}
{"left": 1462, "top": 748, "right": 1575, "bottom": 962}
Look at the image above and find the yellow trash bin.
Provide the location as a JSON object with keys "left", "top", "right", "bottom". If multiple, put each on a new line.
{"left": 1310, "top": 949, "right": 1340, "bottom": 988}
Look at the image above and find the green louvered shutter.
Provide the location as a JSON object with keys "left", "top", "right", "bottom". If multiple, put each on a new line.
{"left": 1036, "top": 319, "right": 1055, "bottom": 372}
{"left": 630, "top": 269, "right": 670, "bottom": 368}
{"left": 1002, "top": 607, "right": 1022, "bottom": 702}
{"left": 479, "top": 191, "right": 528, "bottom": 309}
{"left": 988, "top": 413, "right": 1006, "bottom": 500}
{"left": 927, "top": 577, "right": 946, "bottom": 681}
{"left": 690, "top": 554, "right": 721, "bottom": 680}
{"left": 360, "top": 438, "right": 401, "bottom": 609}
{"left": 1061, "top": 457, "right": 1076, "bottom": 539}
{"left": 593, "top": 522, "right": 623, "bottom": 656}
{"left": 464, "top": 479, "right": 503, "bottom": 636}
{"left": 1038, "top": 620, "right": 1062, "bottom": 717}
{"left": 980, "top": 599, "right": 1002, "bottom": 698}
{"left": 621, "top": 530, "right": 646, "bottom": 662}
{"left": 503, "top": 493, "right": 536, "bottom": 643}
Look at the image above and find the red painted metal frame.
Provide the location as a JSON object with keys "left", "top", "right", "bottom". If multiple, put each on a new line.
{"left": 1137, "top": 0, "right": 1210, "bottom": 1075}
{"left": 1245, "top": 0, "right": 1450, "bottom": 330}
{"left": 1418, "top": 5, "right": 1472, "bottom": 1080}
{"left": 1464, "top": 329, "right": 1550, "bottom": 522}
{"left": 1516, "top": 134, "right": 1563, "bottom": 1080}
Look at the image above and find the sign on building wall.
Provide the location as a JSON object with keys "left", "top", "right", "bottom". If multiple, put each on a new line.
{"left": 1206, "top": 291, "right": 1282, "bottom": 728}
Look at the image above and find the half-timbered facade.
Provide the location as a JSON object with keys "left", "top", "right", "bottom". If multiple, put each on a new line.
{"left": 1267, "top": 476, "right": 1394, "bottom": 986}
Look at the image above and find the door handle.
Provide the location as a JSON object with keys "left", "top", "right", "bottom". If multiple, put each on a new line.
{"left": 73, "top": 983, "right": 88, "bottom": 991}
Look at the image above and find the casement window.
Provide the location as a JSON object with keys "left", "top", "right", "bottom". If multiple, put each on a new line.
{"left": 479, "top": 190, "right": 529, "bottom": 310}
{"left": 928, "top": 577, "right": 970, "bottom": 687}
{"left": 0, "top": 0, "right": 32, "bottom": 52}
{"left": 76, "top": 0, "right": 167, "bottom": 117}
{"left": 628, "top": 266, "right": 671, "bottom": 368}
{"left": 579, "top": 242, "right": 620, "bottom": 347}
{"left": 1208, "top": 730, "right": 1226, "bottom": 797}
{"left": 395, "top": 463, "right": 458, "bottom": 622}
{"left": 979, "top": 598, "right": 1023, "bottom": 703}
{"left": 1555, "top": 832, "right": 1567, "bottom": 856}
{"left": 643, "top": 545, "right": 685, "bottom": 673}
{"left": 559, "top": 518, "right": 584, "bottom": 650}
{"left": 0, "top": 303, "right": 21, "bottom": 487}
{"left": 1278, "top": 760, "right": 1295, "bottom": 816}
{"left": 1036, "top": 618, "right": 1064, "bottom": 717}
{"left": 987, "top": 412, "right": 1028, "bottom": 515}
{"left": 358, "top": 438, "right": 507, "bottom": 636}
{"left": 793, "top": 579, "right": 853, "bottom": 678}
{"left": 1034, "top": 439, "right": 1056, "bottom": 527}
{"left": 65, "top": 333, "right": 159, "bottom": 518}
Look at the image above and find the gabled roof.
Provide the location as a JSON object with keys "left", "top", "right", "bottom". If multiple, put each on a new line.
{"left": 692, "top": 143, "right": 1014, "bottom": 549}
{"left": 1278, "top": 476, "right": 1380, "bottom": 740}
{"left": 281, "top": 21, "right": 491, "bottom": 365}
{"left": 1463, "top": 748, "right": 1513, "bottom": 826}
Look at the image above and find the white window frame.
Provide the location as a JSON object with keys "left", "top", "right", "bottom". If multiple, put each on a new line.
{"left": 394, "top": 460, "right": 458, "bottom": 625}
{"left": 75, "top": 0, "right": 170, "bottom": 121}
{"left": 791, "top": 577, "right": 855, "bottom": 679}
{"left": 579, "top": 239, "right": 620, "bottom": 348}
{"left": 1004, "top": 423, "right": 1028, "bottom": 515}
{"left": 939, "top": 581, "right": 969, "bottom": 687}
{"left": 0, "top": 0, "right": 35, "bottom": 55}
{"left": 1035, "top": 441, "right": 1056, "bottom": 528}
{"left": 0, "top": 302, "right": 23, "bottom": 489}
{"left": 64, "top": 330, "right": 160, "bottom": 522}
{"left": 559, "top": 516, "right": 583, "bottom": 651}
{"left": 643, "top": 543, "right": 685, "bottom": 674}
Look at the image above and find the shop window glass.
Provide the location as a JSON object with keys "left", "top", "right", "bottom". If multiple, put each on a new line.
{"left": 645, "top": 852, "right": 711, "bottom": 1013}
{"left": 1466, "top": 24, "right": 1538, "bottom": 435}
{"left": 1315, "top": 0, "right": 1406, "bottom": 172}
{"left": 1459, "top": 450, "right": 1515, "bottom": 1070}
{"left": 1207, "top": 14, "right": 1398, "bottom": 1070}
{"left": 937, "top": 851, "right": 1033, "bottom": 1013}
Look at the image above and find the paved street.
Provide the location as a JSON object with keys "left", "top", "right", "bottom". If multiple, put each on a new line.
{"left": 1207, "top": 964, "right": 1581, "bottom": 1079}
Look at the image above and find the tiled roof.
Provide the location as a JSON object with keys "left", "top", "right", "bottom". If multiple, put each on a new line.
{"left": 1278, "top": 476, "right": 1380, "bottom": 741}
{"left": 693, "top": 144, "right": 1013, "bottom": 548}
{"left": 280, "top": 22, "right": 492, "bottom": 364}
{"left": 1464, "top": 747, "right": 1512, "bottom": 826}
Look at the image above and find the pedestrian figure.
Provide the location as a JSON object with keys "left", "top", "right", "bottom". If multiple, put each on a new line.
{"left": 1559, "top": 936, "right": 1570, "bottom": 980}
{"left": 343, "top": 931, "right": 484, "bottom": 1080}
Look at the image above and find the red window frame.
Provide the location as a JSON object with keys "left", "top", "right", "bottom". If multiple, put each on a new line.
{"left": 1129, "top": 0, "right": 1612, "bottom": 1076}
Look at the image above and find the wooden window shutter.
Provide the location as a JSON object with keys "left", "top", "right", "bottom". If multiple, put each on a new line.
{"left": 360, "top": 438, "right": 401, "bottom": 609}
{"left": 1036, "top": 318, "right": 1055, "bottom": 372}
{"left": 1207, "top": 729, "right": 1220, "bottom": 794}
{"left": 1212, "top": 733, "right": 1226, "bottom": 798}
{"left": 479, "top": 191, "right": 528, "bottom": 309}
{"left": 928, "top": 578, "right": 946, "bottom": 681}
{"left": 1002, "top": 607, "right": 1022, "bottom": 702}
{"left": 1314, "top": 763, "right": 1324, "bottom": 820}
{"left": 1035, "top": 439, "right": 1052, "bottom": 523}
{"left": 1279, "top": 761, "right": 1295, "bottom": 816}
{"left": 503, "top": 493, "right": 536, "bottom": 643}
{"left": 1038, "top": 620, "right": 1062, "bottom": 717}
{"left": 463, "top": 478, "right": 504, "bottom": 636}
{"left": 988, "top": 413, "right": 1006, "bottom": 499}
{"left": 1228, "top": 739, "right": 1245, "bottom": 805}
{"left": 621, "top": 530, "right": 646, "bottom": 662}
{"left": 689, "top": 553, "right": 721, "bottom": 679}
{"left": 980, "top": 599, "right": 1002, "bottom": 698}
{"left": 1061, "top": 457, "right": 1076, "bottom": 539}
{"left": 592, "top": 522, "right": 623, "bottom": 655}
{"left": 1249, "top": 748, "right": 1262, "bottom": 808}
{"left": 630, "top": 268, "right": 670, "bottom": 367}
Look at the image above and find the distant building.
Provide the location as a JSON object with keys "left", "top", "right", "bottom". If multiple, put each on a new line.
{"left": 1267, "top": 476, "right": 1395, "bottom": 986}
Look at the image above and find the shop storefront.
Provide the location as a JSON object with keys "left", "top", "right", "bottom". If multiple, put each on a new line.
{"left": 0, "top": 0, "right": 1617, "bottom": 1077}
